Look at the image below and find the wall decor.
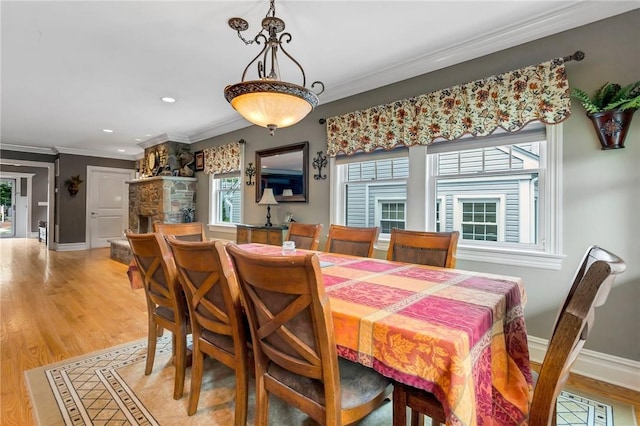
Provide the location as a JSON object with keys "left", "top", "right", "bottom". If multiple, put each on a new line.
{"left": 245, "top": 162, "right": 256, "bottom": 186}
{"left": 572, "top": 81, "right": 639, "bottom": 149}
{"left": 194, "top": 150, "right": 205, "bottom": 171}
{"left": 65, "top": 174, "right": 83, "bottom": 197}
{"left": 312, "top": 150, "right": 327, "bottom": 180}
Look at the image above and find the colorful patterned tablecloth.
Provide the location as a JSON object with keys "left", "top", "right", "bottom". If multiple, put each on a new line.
{"left": 240, "top": 244, "right": 533, "bottom": 426}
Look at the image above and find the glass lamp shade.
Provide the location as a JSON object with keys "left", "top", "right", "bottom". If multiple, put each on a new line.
{"left": 224, "top": 80, "right": 319, "bottom": 130}
{"left": 258, "top": 188, "right": 278, "bottom": 205}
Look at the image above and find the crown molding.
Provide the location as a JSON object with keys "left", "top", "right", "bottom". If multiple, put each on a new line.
{"left": 137, "top": 132, "right": 192, "bottom": 149}
{"left": 53, "top": 146, "right": 138, "bottom": 161}
{"left": 189, "top": 116, "right": 251, "bottom": 143}
{"left": 0, "top": 143, "right": 57, "bottom": 155}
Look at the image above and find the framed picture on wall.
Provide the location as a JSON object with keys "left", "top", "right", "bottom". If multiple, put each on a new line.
{"left": 194, "top": 150, "right": 204, "bottom": 172}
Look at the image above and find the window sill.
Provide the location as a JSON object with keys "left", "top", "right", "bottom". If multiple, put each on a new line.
{"left": 207, "top": 223, "right": 238, "bottom": 235}
{"left": 457, "top": 246, "right": 564, "bottom": 270}
{"left": 376, "top": 238, "right": 564, "bottom": 270}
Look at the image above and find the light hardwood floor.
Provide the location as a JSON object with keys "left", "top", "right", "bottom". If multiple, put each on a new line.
{"left": 1, "top": 238, "right": 638, "bottom": 425}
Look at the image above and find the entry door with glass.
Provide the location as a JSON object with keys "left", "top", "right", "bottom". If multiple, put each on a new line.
{"left": 0, "top": 178, "right": 16, "bottom": 238}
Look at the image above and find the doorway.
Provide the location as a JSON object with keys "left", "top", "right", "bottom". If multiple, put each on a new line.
{"left": 0, "top": 178, "right": 16, "bottom": 238}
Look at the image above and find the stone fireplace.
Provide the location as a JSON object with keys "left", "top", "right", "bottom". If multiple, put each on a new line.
{"left": 127, "top": 176, "right": 197, "bottom": 233}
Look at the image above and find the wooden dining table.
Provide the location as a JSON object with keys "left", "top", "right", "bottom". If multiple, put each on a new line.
{"left": 239, "top": 243, "right": 533, "bottom": 426}
{"left": 128, "top": 242, "right": 533, "bottom": 425}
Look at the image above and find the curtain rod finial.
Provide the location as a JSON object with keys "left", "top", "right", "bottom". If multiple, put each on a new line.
{"left": 564, "top": 50, "right": 585, "bottom": 62}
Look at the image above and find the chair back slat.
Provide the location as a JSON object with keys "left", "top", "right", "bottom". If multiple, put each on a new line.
{"left": 286, "top": 223, "right": 323, "bottom": 250}
{"left": 325, "top": 225, "right": 378, "bottom": 257}
{"left": 387, "top": 229, "right": 459, "bottom": 268}
{"left": 154, "top": 222, "right": 207, "bottom": 241}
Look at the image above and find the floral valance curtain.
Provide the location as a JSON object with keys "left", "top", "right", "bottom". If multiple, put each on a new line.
{"left": 203, "top": 141, "right": 242, "bottom": 175}
{"left": 326, "top": 58, "right": 570, "bottom": 157}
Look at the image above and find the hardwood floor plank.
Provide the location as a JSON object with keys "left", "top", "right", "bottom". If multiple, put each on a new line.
{"left": 1, "top": 238, "right": 638, "bottom": 425}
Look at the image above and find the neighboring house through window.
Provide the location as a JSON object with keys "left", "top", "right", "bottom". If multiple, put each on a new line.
{"left": 330, "top": 123, "right": 562, "bottom": 269}
{"left": 210, "top": 174, "right": 241, "bottom": 225}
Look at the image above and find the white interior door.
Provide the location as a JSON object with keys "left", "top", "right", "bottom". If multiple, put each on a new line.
{"left": 87, "top": 167, "right": 134, "bottom": 248}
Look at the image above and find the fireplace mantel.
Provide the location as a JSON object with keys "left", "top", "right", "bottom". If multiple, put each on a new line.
{"left": 127, "top": 176, "right": 197, "bottom": 184}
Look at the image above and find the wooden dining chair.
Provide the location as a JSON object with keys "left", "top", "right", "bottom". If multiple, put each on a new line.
{"left": 125, "top": 229, "right": 190, "bottom": 400}
{"left": 387, "top": 229, "right": 459, "bottom": 268}
{"left": 226, "top": 243, "right": 392, "bottom": 426}
{"left": 392, "top": 245, "right": 626, "bottom": 426}
{"left": 153, "top": 221, "right": 207, "bottom": 241}
{"left": 285, "top": 222, "right": 323, "bottom": 250}
{"left": 166, "top": 237, "right": 250, "bottom": 424}
{"left": 324, "top": 224, "right": 379, "bottom": 257}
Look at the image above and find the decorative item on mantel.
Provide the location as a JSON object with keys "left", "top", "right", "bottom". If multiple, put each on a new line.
{"left": 312, "top": 150, "right": 327, "bottom": 180}
{"left": 223, "top": 0, "right": 325, "bottom": 136}
{"left": 258, "top": 188, "right": 278, "bottom": 227}
{"left": 65, "top": 175, "right": 83, "bottom": 197}
{"left": 245, "top": 162, "right": 256, "bottom": 186}
{"left": 572, "top": 80, "right": 640, "bottom": 149}
{"left": 183, "top": 207, "right": 195, "bottom": 223}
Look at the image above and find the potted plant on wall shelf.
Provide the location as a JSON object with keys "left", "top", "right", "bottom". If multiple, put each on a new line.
{"left": 571, "top": 81, "right": 640, "bottom": 149}
{"left": 65, "top": 175, "right": 84, "bottom": 197}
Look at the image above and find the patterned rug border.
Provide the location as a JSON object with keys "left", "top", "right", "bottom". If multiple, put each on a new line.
{"left": 26, "top": 338, "right": 637, "bottom": 426}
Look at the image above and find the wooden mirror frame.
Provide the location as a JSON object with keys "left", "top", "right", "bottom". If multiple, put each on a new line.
{"left": 256, "top": 141, "right": 309, "bottom": 203}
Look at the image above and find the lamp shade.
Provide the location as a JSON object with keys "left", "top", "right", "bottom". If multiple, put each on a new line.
{"left": 258, "top": 188, "right": 278, "bottom": 205}
{"left": 282, "top": 189, "right": 293, "bottom": 197}
{"left": 225, "top": 80, "right": 318, "bottom": 130}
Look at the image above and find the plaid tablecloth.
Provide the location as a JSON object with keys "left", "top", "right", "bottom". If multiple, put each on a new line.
{"left": 240, "top": 244, "right": 533, "bottom": 426}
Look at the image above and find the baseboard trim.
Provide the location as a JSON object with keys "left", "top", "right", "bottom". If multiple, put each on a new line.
{"left": 528, "top": 335, "right": 640, "bottom": 392}
{"left": 52, "top": 242, "right": 88, "bottom": 251}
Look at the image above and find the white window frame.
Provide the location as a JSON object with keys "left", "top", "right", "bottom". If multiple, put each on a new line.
{"left": 208, "top": 173, "right": 243, "bottom": 236}
{"left": 330, "top": 123, "right": 563, "bottom": 269}
{"left": 453, "top": 195, "right": 505, "bottom": 242}
{"left": 375, "top": 197, "right": 406, "bottom": 236}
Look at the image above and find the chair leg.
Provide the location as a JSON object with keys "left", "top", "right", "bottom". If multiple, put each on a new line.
{"left": 234, "top": 362, "right": 249, "bottom": 426}
{"left": 392, "top": 384, "right": 408, "bottom": 426}
{"left": 254, "top": 374, "right": 269, "bottom": 426}
{"left": 145, "top": 317, "right": 158, "bottom": 376}
{"left": 187, "top": 347, "right": 204, "bottom": 415}
{"left": 173, "top": 327, "right": 187, "bottom": 400}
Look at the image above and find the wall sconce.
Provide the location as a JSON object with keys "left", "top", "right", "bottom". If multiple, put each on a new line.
{"left": 312, "top": 151, "right": 327, "bottom": 180}
{"left": 245, "top": 162, "right": 256, "bottom": 185}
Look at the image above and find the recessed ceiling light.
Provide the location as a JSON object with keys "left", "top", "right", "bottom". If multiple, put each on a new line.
{"left": 161, "top": 97, "right": 176, "bottom": 103}
{"left": 135, "top": 138, "right": 142, "bottom": 141}
{"left": 117, "top": 149, "right": 125, "bottom": 152}
{"left": 102, "top": 129, "right": 114, "bottom": 133}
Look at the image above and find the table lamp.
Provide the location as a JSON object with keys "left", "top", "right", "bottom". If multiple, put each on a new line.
{"left": 258, "top": 188, "right": 278, "bottom": 227}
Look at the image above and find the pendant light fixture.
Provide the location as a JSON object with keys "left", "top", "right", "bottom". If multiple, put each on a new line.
{"left": 224, "top": 0, "right": 325, "bottom": 136}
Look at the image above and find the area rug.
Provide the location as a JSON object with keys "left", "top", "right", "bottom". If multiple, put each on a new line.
{"left": 26, "top": 336, "right": 636, "bottom": 425}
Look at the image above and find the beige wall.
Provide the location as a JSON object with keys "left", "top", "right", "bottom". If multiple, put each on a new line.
{"left": 193, "top": 10, "right": 640, "bottom": 361}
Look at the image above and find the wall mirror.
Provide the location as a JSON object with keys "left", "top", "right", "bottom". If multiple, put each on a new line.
{"left": 256, "top": 141, "right": 309, "bottom": 203}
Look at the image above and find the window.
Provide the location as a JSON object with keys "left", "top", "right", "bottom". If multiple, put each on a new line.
{"left": 335, "top": 154, "right": 408, "bottom": 237}
{"left": 331, "top": 123, "right": 562, "bottom": 269}
{"left": 210, "top": 175, "right": 241, "bottom": 225}
{"left": 377, "top": 200, "right": 406, "bottom": 233}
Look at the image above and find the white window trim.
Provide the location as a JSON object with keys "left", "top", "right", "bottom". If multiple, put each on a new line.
{"left": 330, "top": 124, "right": 563, "bottom": 269}
{"left": 453, "top": 195, "right": 505, "bottom": 242}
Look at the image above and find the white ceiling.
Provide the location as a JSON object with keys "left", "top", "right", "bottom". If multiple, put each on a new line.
{"left": 1, "top": 1, "right": 637, "bottom": 161}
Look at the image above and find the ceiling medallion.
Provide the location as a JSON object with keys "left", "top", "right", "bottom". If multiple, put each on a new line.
{"left": 223, "top": 0, "right": 325, "bottom": 136}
